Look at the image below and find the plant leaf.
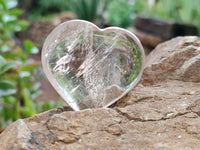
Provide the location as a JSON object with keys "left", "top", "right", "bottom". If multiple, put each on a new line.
{"left": 20, "top": 64, "right": 39, "bottom": 71}
{"left": 21, "top": 88, "right": 36, "bottom": 116}
{"left": 23, "top": 40, "right": 39, "bottom": 54}
{"left": 6, "top": 0, "right": 18, "bottom": 9}
{"left": 0, "top": 55, "right": 6, "bottom": 67}
{"left": 0, "top": 80, "right": 16, "bottom": 97}
{"left": 15, "top": 20, "right": 30, "bottom": 31}
{"left": 0, "top": 61, "right": 21, "bottom": 74}
{"left": 8, "top": 9, "right": 23, "bottom": 16}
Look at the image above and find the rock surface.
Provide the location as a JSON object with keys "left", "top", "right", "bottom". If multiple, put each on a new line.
{"left": 0, "top": 36, "right": 200, "bottom": 150}
{"left": 141, "top": 36, "right": 200, "bottom": 85}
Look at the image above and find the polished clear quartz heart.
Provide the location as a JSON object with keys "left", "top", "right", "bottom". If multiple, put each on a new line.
{"left": 42, "top": 20, "right": 145, "bottom": 111}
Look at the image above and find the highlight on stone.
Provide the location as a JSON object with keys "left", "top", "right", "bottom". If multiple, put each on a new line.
{"left": 42, "top": 20, "right": 145, "bottom": 110}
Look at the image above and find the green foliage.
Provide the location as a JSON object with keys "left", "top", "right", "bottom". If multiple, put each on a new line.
{"left": 105, "top": 0, "right": 200, "bottom": 31}
{"left": 18, "top": 0, "right": 70, "bottom": 16}
{"left": 38, "top": 0, "right": 70, "bottom": 12}
{"left": 0, "top": 0, "right": 29, "bottom": 39}
{"left": 106, "top": 0, "right": 135, "bottom": 28}
{"left": 17, "top": 0, "right": 200, "bottom": 33}
{"left": 0, "top": 0, "right": 62, "bottom": 128}
{"left": 69, "top": 0, "right": 101, "bottom": 21}
{"left": 19, "top": 0, "right": 104, "bottom": 23}
{"left": 23, "top": 40, "right": 39, "bottom": 54}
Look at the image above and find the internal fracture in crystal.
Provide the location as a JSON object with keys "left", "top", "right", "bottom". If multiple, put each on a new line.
{"left": 42, "top": 20, "right": 145, "bottom": 110}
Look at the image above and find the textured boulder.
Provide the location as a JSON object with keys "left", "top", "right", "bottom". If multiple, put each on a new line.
{"left": 0, "top": 36, "right": 200, "bottom": 150}
{"left": 141, "top": 36, "right": 200, "bottom": 85}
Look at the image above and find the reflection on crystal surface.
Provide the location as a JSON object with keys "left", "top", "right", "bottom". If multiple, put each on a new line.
{"left": 42, "top": 20, "right": 144, "bottom": 110}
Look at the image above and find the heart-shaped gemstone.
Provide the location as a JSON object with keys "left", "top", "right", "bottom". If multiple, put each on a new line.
{"left": 42, "top": 20, "right": 145, "bottom": 111}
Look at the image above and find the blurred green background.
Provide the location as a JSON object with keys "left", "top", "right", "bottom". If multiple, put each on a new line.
{"left": 17, "top": 0, "right": 200, "bottom": 30}
{"left": 0, "top": 0, "right": 200, "bottom": 129}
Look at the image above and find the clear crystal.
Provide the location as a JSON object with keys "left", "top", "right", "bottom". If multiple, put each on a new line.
{"left": 42, "top": 20, "right": 145, "bottom": 111}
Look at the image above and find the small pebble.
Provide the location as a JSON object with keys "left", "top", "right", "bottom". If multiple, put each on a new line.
{"left": 190, "top": 91, "right": 195, "bottom": 95}
{"left": 78, "top": 139, "right": 82, "bottom": 144}
{"left": 166, "top": 113, "right": 174, "bottom": 118}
